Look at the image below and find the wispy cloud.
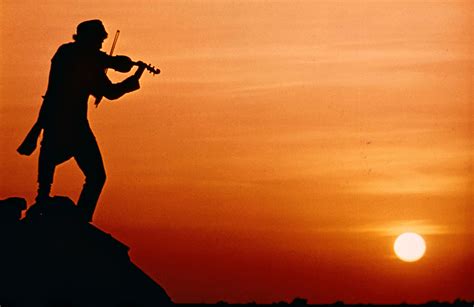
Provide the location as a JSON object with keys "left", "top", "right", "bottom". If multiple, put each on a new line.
{"left": 354, "top": 219, "right": 454, "bottom": 236}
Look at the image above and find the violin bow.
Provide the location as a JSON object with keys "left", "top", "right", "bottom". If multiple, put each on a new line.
{"left": 105, "top": 30, "right": 120, "bottom": 74}
{"left": 95, "top": 30, "right": 120, "bottom": 107}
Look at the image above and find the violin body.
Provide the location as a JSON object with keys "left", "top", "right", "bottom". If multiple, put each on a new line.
{"left": 105, "top": 55, "right": 134, "bottom": 72}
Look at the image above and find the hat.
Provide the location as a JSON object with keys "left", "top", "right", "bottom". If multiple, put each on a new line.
{"left": 74, "top": 19, "right": 108, "bottom": 40}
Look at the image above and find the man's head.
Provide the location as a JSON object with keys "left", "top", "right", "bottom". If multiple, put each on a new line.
{"left": 73, "top": 19, "right": 108, "bottom": 50}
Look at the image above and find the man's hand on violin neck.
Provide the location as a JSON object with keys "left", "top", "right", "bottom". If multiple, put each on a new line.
{"left": 134, "top": 61, "right": 147, "bottom": 79}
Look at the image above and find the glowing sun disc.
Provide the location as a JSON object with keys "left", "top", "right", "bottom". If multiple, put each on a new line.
{"left": 393, "top": 232, "right": 426, "bottom": 262}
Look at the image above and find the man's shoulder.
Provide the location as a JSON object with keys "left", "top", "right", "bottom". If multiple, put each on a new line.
{"left": 52, "top": 42, "right": 76, "bottom": 62}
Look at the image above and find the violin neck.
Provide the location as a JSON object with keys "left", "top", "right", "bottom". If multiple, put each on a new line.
{"left": 132, "top": 61, "right": 160, "bottom": 75}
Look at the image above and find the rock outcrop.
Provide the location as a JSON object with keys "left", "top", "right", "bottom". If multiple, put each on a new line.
{"left": 0, "top": 196, "right": 172, "bottom": 307}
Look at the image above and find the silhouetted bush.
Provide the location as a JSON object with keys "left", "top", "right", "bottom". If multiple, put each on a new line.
{"left": 273, "top": 301, "right": 289, "bottom": 305}
{"left": 291, "top": 297, "right": 308, "bottom": 306}
{"left": 216, "top": 300, "right": 229, "bottom": 305}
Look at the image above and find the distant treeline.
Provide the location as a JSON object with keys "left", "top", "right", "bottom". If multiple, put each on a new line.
{"left": 176, "top": 297, "right": 473, "bottom": 307}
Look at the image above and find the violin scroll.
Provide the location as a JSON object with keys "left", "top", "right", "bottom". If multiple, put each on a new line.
{"left": 133, "top": 61, "right": 160, "bottom": 75}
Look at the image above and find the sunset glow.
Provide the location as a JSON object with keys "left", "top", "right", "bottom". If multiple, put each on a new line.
{"left": 1, "top": 0, "right": 473, "bottom": 304}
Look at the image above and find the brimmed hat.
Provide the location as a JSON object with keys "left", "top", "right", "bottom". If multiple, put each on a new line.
{"left": 74, "top": 19, "right": 108, "bottom": 41}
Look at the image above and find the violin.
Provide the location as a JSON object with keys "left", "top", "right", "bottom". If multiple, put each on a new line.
{"left": 105, "top": 55, "right": 160, "bottom": 75}
{"left": 103, "top": 30, "right": 160, "bottom": 75}
{"left": 95, "top": 30, "right": 160, "bottom": 107}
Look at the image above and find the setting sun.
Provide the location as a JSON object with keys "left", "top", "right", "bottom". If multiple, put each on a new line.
{"left": 394, "top": 232, "right": 427, "bottom": 262}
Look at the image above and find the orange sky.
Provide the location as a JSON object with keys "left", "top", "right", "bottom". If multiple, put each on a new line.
{"left": 1, "top": 0, "right": 473, "bottom": 304}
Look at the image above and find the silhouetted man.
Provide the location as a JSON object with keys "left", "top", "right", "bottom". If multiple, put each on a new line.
{"left": 18, "top": 20, "right": 146, "bottom": 222}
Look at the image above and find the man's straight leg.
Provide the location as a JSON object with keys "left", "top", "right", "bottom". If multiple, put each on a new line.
{"left": 75, "top": 133, "right": 106, "bottom": 222}
{"left": 37, "top": 145, "right": 57, "bottom": 202}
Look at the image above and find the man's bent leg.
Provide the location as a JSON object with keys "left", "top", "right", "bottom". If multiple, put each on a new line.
{"left": 75, "top": 135, "right": 106, "bottom": 222}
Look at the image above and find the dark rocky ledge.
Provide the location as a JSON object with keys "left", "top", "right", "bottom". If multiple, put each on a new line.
{"left": 0, "top": 196, "right": 172, "bottom": 307}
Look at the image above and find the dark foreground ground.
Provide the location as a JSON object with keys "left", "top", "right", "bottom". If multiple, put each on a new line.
{"left": 0, "top": 196, "right": 171, "bottom": 307}
{"left": 176, "top": 302, "right": 473, "bottom": 307}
